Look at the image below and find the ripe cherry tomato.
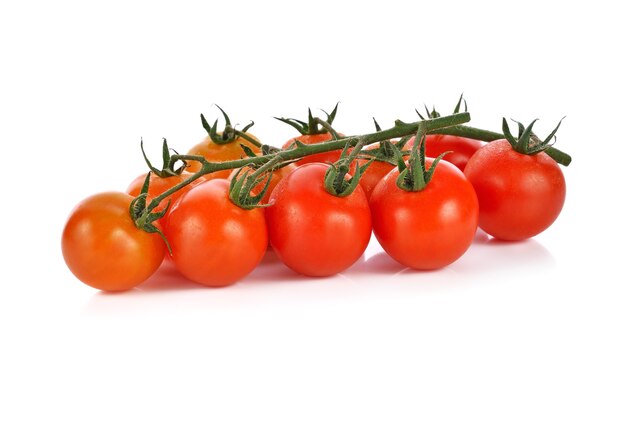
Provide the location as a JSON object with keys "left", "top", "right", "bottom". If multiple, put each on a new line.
{"left": 165, "top": 179, "right": 267, "bottom": 287}
{"left": 227, "top": 163, "right": 297, "bottom": 205}
{"left": 463, "top": 139, "right": 566, "bottom": 241}
{"left": 62, "top": 192, "right": 166, "bottom": 291}
{"left": 404, "top": 134, "right": 482, "bottom": 171}
{"left": 126, "top": 172, "right": 201, "bottom": 215}
{"left": 370, "top": 159, "right": 479, "bottom": 269}
{"left": 282, "top": 132, "right": 345, "bottom": 167}
{"left": 186, "top": 133, "right": 261, "bottom": 179}
{"left": 266, "top": 163, "right": 372, "bottom": 277}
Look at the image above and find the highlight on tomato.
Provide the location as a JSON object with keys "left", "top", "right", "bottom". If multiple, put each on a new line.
{"left": 370, "top": 136, "right": 479, "bottom": 270}
{"left": 265, "top": 161, "right": 372, "bottom": 277}
{"left": 164, "top": 178, "right": 268, "bottom": 287}
{"left": 186, "top": 105, "right": 262, "bottom": 179}
{"left": 61, "top": 192, "right": 166, "bottom": 292}
{"left": 463, "top": 118, "right": 566, "bottom": 241}
{"left": 277, "top": 103, "right": 346, "bottom": 166}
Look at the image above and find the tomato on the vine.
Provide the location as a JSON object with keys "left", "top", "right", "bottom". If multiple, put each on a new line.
{"left": 404, "top": 134, "right": 482, "bottom": 171}
{"left": 463, "top": 138, "right": 566, "bottom": 241}
{"left": 62, "top": 192, "right": 166, "bottom": 291}
{"left": 266, "top": 163, "right": 371, "bottom": 277}
{"left": 370, "top": 159, "right": 479, "bottom": 269}
{"left": 165, "top": 179, "right": 267, "bottom": 287}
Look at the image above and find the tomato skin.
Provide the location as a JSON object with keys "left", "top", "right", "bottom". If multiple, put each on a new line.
{"left": 227, "top": 163, "right": 297, "bottom": 205}
{"left": 282, "top": 133, "right": 345, "bottom": 166}
{"left": 266, "top": 163, "right": 372, "bottom": 277}
{"left": 186, "top": 132, "right": 261, "bottom": 179}
{"left": 369, "top": 159, "right": 479, "bottom": 269}
{"left": 404, "top": 134, "right": 482, "bottom": 171}
{"left": 165, "top": 179, "right": 267, "bottom": 287}
{"left": 126, "top": 172, "right": 200, "bottom": 215}
{"left": 463, "top": 139, "right": 566, "bottom": 241}
{"left": 62, "top": 192, "right": 166, "bottom": 291}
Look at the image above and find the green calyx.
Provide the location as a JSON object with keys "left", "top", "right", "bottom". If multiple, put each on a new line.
{"left": 228, "top": 166, "right": 273, "bottom": 210}
{"left": 502, "top": 117, "right": 565, "bottom": 157}
{"left": 275, "top": 103, "right": 340, "bottom": 136}
{"left": 416, "top": 93, "right": 467, "bottom": 121}
{"left": 395, "top": 126, "right": 448, "bottom": 192}
{"left": 324, "top": 141, "right": 371, "bottom": 197}
{"left": 201, "top": 105, "right": 261, "bottom": 147}
{"left": 141, "top": 138, "right": 185, "bottom": 177}
{"left": 130, "top": 173, "right": 172, "bottom": 254}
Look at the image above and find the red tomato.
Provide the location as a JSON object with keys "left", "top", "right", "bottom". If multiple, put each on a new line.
{"left": 227, "top": 163, "right": 297, "bottom": 205}
{"left": 62, "top": 192, "right": 166, "bottom": 291}
{"left": 266, "top": 163, "right": 372, "bottom": 276}
{"left": 404, "top": 134, "right": 482, "bottom": 171}
{"left": 282, "top": 132, "right": 345, "bottom": 167}
{"left": 165, "top": 179, "right": 267, "bottom": 287}
{"left": 370, "top": 159, "right": 479, "bottom": 269}
{"left": 126, "top": 172, "right": 201, "bottom": 215}
{"left": 186, "top": 132, "right": 262, "bottom": 179}
{"left": 463, "top": 139, "right": 566, "bottom": 241}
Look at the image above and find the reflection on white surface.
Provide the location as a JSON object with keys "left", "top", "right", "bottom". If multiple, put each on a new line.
{"left": 81, "top": 231, "right": 556, "bottom": 316}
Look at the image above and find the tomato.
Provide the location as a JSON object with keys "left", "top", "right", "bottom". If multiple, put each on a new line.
{"left": 227, "top": 163, "right": 297, "bottom": 205}
{"left": 186, "top": 132, "right": 261, "bottom": 179}
{"left": 404, "top": 134, "right": 482, "bottom": 171}
{"left": 62, "top": 192, "right": 166, "bottom": 291}
{"left": 369, "top": 159, "right": 479, "bottom": 269}
{"left": 266, "top": 163, "right": 372, "bottom": 277}
{"left": 126, "top": 172, "right": 201, "bottom": 215}
{"left": 165, "top": 179, "right": 267, "bottom": 287}
{"left": 463, "top": 139, "right": 566, "bottom": 241}
{"left": 282, "top": 132, "right": 345, "bottom": 167}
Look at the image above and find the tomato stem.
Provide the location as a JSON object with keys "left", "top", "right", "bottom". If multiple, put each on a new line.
{"left": 428, "top": 125, "right": 571, "bottom": 166}
{"left": 141, "top": 112, "right": 470, "bottom": 213}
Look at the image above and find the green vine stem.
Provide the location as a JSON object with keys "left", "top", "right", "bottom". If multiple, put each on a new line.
{"left": 139, "top": 112, "right": 471, "bottom": 216}
{"left": 429, "top": 125, "right": 571, "bottom": 166}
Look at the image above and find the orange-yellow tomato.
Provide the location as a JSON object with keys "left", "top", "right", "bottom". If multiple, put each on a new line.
{"left": 62, "top": 192, "right": 166, "bottom": 291}
{"left": 186, "top": 132, "right": 262, "bottom": 179}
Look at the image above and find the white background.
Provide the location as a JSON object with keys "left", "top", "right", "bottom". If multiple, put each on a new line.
{"left": 1, "top": 1, "right": 624, "bottom": 420}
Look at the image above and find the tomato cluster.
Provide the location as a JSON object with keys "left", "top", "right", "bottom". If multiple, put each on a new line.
{"left": 61, "top": 106, "right": 568, "bottom": 292}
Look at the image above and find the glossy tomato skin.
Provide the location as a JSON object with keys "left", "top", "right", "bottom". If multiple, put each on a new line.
{"left": 186, "top": 132, "right": 261, "bottom": 179}
{"left": 165, "top": 179, "right": 267, "bottom": 287}
{"left": 404, "top": 134, "right": 482, "bottom": 171}
{"left": 62, "top": 192, "right": 166, "bottom": 291}
{"left": 370, "top": 160, "right": 479, "bottom": 270}
{"left": 282, "top": 133, "right": 345, "bottom": 166}
{"left": 266, "top": 163, "right": 372, "bottom": 277}
{"left": 126, "top": 172, "right": 200, "bottom": 215}
{"left": 463, "top": 139, "right": 566, "bottom": 241}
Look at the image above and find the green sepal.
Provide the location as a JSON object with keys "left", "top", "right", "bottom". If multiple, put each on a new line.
{"left": 373, "top": 117, "right": 382, "bottom": 132}
{"left": 129, "top": 174, "right": 173, "bottom": 254}
{"left": 241, "top": 121, "right": 255, "bottom": 133}
{"left": 275, "top": 103, "right": 340, "bottom": 136}
{"left": 501, "top": 118, "right": 567, "bottom": 159}
{"left": 140, "top": 138, "right": 184, "bottom": 178}
{"left": 240, "top": 143, "right": 258, "bottom": 158}
{"left": 228, "top": 166, "right": 273, "bottom": 210}
{"left": 453, "top": 93, "right": 467, "bottom": 114}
